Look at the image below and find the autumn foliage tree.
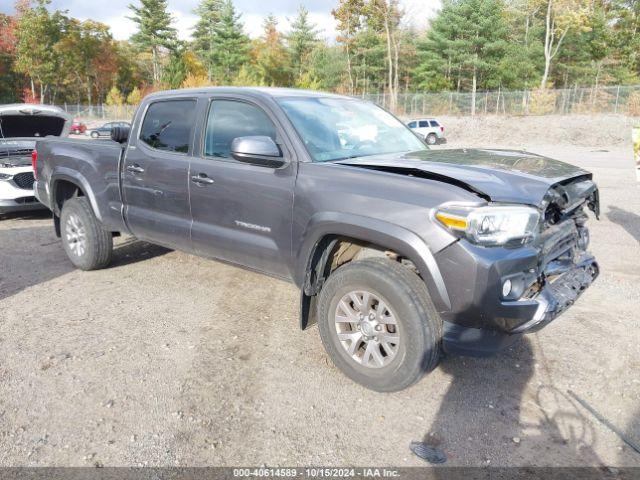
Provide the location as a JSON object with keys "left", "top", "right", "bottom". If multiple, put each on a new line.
{"left": 252, "top": 15, "right": 292, "bottom": 86}
{"left": 0, "top": 11, "right": 21, "bottom": 102}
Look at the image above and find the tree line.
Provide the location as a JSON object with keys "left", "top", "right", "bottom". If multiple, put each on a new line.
{"left": 0, "top": 0, "right": 638, "bottom": 108}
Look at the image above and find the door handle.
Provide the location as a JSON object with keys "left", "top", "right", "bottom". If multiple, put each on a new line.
{"left": 191, "top": 174, "right": 215, "bottom": 186}
{"left": 126, "top": 164, "right": 145, "bottom": 174}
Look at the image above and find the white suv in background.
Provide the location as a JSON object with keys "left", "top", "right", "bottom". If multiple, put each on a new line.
{"left": 407, "top": 118, "right": 445, "bottom": 145}
{"left": 0, "top": 104, "right": 71, "bottom": 215}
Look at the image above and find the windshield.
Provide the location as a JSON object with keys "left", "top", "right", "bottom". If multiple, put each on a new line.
{"left": 277, "top": 97, "right": 427, "bottom": 162}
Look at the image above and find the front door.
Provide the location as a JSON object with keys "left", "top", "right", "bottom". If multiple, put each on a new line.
{"left": 189, "top": 98, "right": 296, "bottom": 278}
{"left": 122, "top": 98, "right": 197, "bottom": 250}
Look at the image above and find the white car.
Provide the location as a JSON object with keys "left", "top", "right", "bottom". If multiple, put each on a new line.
{"left": 0, "top": 104, "right": 71, "bottom": 215}
{"left": 407, "top": 118, "right": 446, "bottom": 145}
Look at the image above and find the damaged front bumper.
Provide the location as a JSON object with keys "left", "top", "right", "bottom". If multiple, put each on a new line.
{"left": 437, "top": 234, "right": 599, "bottom": 357}
{"left": 510, "top": 253, "right": 598, "bottom": 333}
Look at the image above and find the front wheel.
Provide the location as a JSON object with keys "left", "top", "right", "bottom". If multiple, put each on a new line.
{"left": 426, "top": 133, "right": 437, "bottom": 145}
{"left": 90, "top": 131, "right": 99, "bottom": 138}
{"left": 317, "top": 258, "right": 442, "bottom": 392}
{"left": 60, "top": 197, "right": 113, "bottom": 270}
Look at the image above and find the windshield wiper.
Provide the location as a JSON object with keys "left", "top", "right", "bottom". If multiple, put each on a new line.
{"left": 328, "top": 152, "right": 387, "bottom": 162}
{"left": 330, "top": 154, "right": 363, "bottom": 162}
{"left": 329, "top": 150, "right": 415, "bottom": 163}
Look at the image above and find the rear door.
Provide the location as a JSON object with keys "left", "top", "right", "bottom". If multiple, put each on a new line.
{"left": 417, "top": 120, "right": 431, "bottom": 136}
{"left": 122, "top": 98, "right": 198, "bottom": 250}
{"left": 189, "top": 97, "right": 296, "bottom": 278}
{"left": 103, "top": 123, "right": 114, "bottom": 136}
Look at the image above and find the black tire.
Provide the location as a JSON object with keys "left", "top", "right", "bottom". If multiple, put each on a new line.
{"left": 90, "top": 131, "right": 99, "bottom": 138}
{"left": 60, "top": 197, "right": 113, "bottom": 270}
{"left": 317, "top": 257, "right": 442, "bottom": 392}
{"left": 426, "top": 133, "right": 437, "bottom": 145}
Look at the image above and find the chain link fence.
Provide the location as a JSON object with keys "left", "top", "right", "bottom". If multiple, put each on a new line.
{"left": 57, "top": 85, "right": 640, "bottom": 122}
{"left": 56, "top": 104, "right": 137, "bottom": 122}
{"left": 362, "top": 85, "right": 640, "bottom": 117}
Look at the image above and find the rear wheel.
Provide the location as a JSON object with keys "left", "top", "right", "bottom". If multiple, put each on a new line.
{"left": 90, "top": 131, "right": 99, "bottom": 139}
{"left": 426, "top": 133, "right": 437, "bottom": 145}
{"left": 317, "top": 257, "right": 442, "bottom": 392}
{"left": 60, "top": 197, "right": 113, "bottom": 270}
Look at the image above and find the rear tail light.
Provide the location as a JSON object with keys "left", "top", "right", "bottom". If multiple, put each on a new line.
{"left": 31, "top": 150, "right": 38, "bottom": 179}
{"left": 440, "top": 126, "right": 444, "bottom": 133}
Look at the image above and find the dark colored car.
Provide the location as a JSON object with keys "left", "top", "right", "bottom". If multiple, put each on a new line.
{"left": 70, "top": 120, "right": 87, "bottom": 135}
{"left": 33, "top": 88, "right": 599, "bottom": 392}
{"left": 89, "top": 121, "right": 131, "bottom": 138}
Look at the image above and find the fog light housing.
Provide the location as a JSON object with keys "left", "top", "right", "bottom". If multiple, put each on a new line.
{"left": 502, "top": 279, "right": 513, "bottom": 298}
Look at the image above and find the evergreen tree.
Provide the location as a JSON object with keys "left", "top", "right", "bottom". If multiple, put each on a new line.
{"left": 128, "top": 0, "right": 177, "bottom": 84}
{"left": 352, "top": 25, "right": 387, "bottom": 94}
{"left": 612, "top": 0, "right": 640, "bottom": 78}
{"left": 286, "top": 6, "right": 320, "bottom": 79}
{"left": 192, "top": 0, "right": 249, "bottom": 84}
{"left": 210, "top": 1, "right": 250, "bottom": 83}
{"left": 192, "top": 0, "right": 224, "bottom": 80}
{"left": 304, "top": 44, "right": 348, "bottom": 91}
{"left": 415, "top": 0, "right": 509, "bottom": 113}
{"left": 162, "top": 49, "right": 189, "bottom": 88}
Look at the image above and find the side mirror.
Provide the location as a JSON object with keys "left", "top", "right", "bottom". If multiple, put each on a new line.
{"left": 231, "top": 136, "right": 285, "bottom": 168}
{"left": 111, "top": 125, "right": 130, "bottom": 144}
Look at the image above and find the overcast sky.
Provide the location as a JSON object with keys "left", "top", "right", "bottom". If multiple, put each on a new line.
{"left": 0, "top": 0, "right": 440, "bottom": 41}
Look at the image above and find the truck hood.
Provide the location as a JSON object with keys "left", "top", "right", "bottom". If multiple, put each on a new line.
{"left": 0, "top": 104, "right": 72, "bottom": 142}
{"left": 336, "top": 149, "right": 592, "bottom": 207}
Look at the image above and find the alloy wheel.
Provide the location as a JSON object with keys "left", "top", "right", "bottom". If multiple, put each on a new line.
{"left": 333, "top": 290, "right": 400, "bottom": 368}
{"left": 65, "top": 213, "right": 87, "bottom": 257}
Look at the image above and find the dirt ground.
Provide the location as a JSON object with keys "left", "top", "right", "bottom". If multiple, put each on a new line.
{"left": 1, "top": 118, "right": 639, "bottom": 467}
{"left": 437, "top": 114, "right": 638, "bottom": 149}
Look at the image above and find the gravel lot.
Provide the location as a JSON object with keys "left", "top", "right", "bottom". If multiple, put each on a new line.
{"left": 0, "top": 129, "right": 639, "bottom": 467}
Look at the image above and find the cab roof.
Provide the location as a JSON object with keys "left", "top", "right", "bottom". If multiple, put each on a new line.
{"left": 144, "top": 87, "right": 353, "bottom": 101}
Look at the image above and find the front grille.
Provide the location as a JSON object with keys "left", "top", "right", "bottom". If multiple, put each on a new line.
{"left": 13, "top": 171, "right": 35, "bottom": 190}
{"left": 538, "top": 220, "right": 577, "bottom": 258}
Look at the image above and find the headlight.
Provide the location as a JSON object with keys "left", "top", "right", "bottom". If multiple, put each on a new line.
{"left": 435, "top": 204, "right": 540, "bottom": 246}
{"left": 0, "top": 173, "right": 12, "bottom": 180}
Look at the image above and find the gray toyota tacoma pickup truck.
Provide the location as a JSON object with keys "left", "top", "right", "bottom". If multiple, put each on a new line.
{"left": 34, "top": 87, "right": 599, "bottom": 392}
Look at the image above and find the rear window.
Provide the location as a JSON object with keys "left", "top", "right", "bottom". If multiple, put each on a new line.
{"left": 140, "top": 100, "right": 197, "bottom": 153}
{"left": 418, "top": 120, "right": 429, "bottom": 128}
{"left": 430, "top": 120, "right": 440, "bottom": 127}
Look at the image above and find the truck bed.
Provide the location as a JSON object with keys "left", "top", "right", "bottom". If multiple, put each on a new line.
{"left": 34, "top": 137, "right": 128, "bottom": 232}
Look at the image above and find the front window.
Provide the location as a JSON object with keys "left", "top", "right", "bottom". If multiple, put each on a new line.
{"left": 278, "top": 97, "right": 426, "bottom": 162}
{"left": 204, "top": 100, "right": 277, "bottom": 160}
